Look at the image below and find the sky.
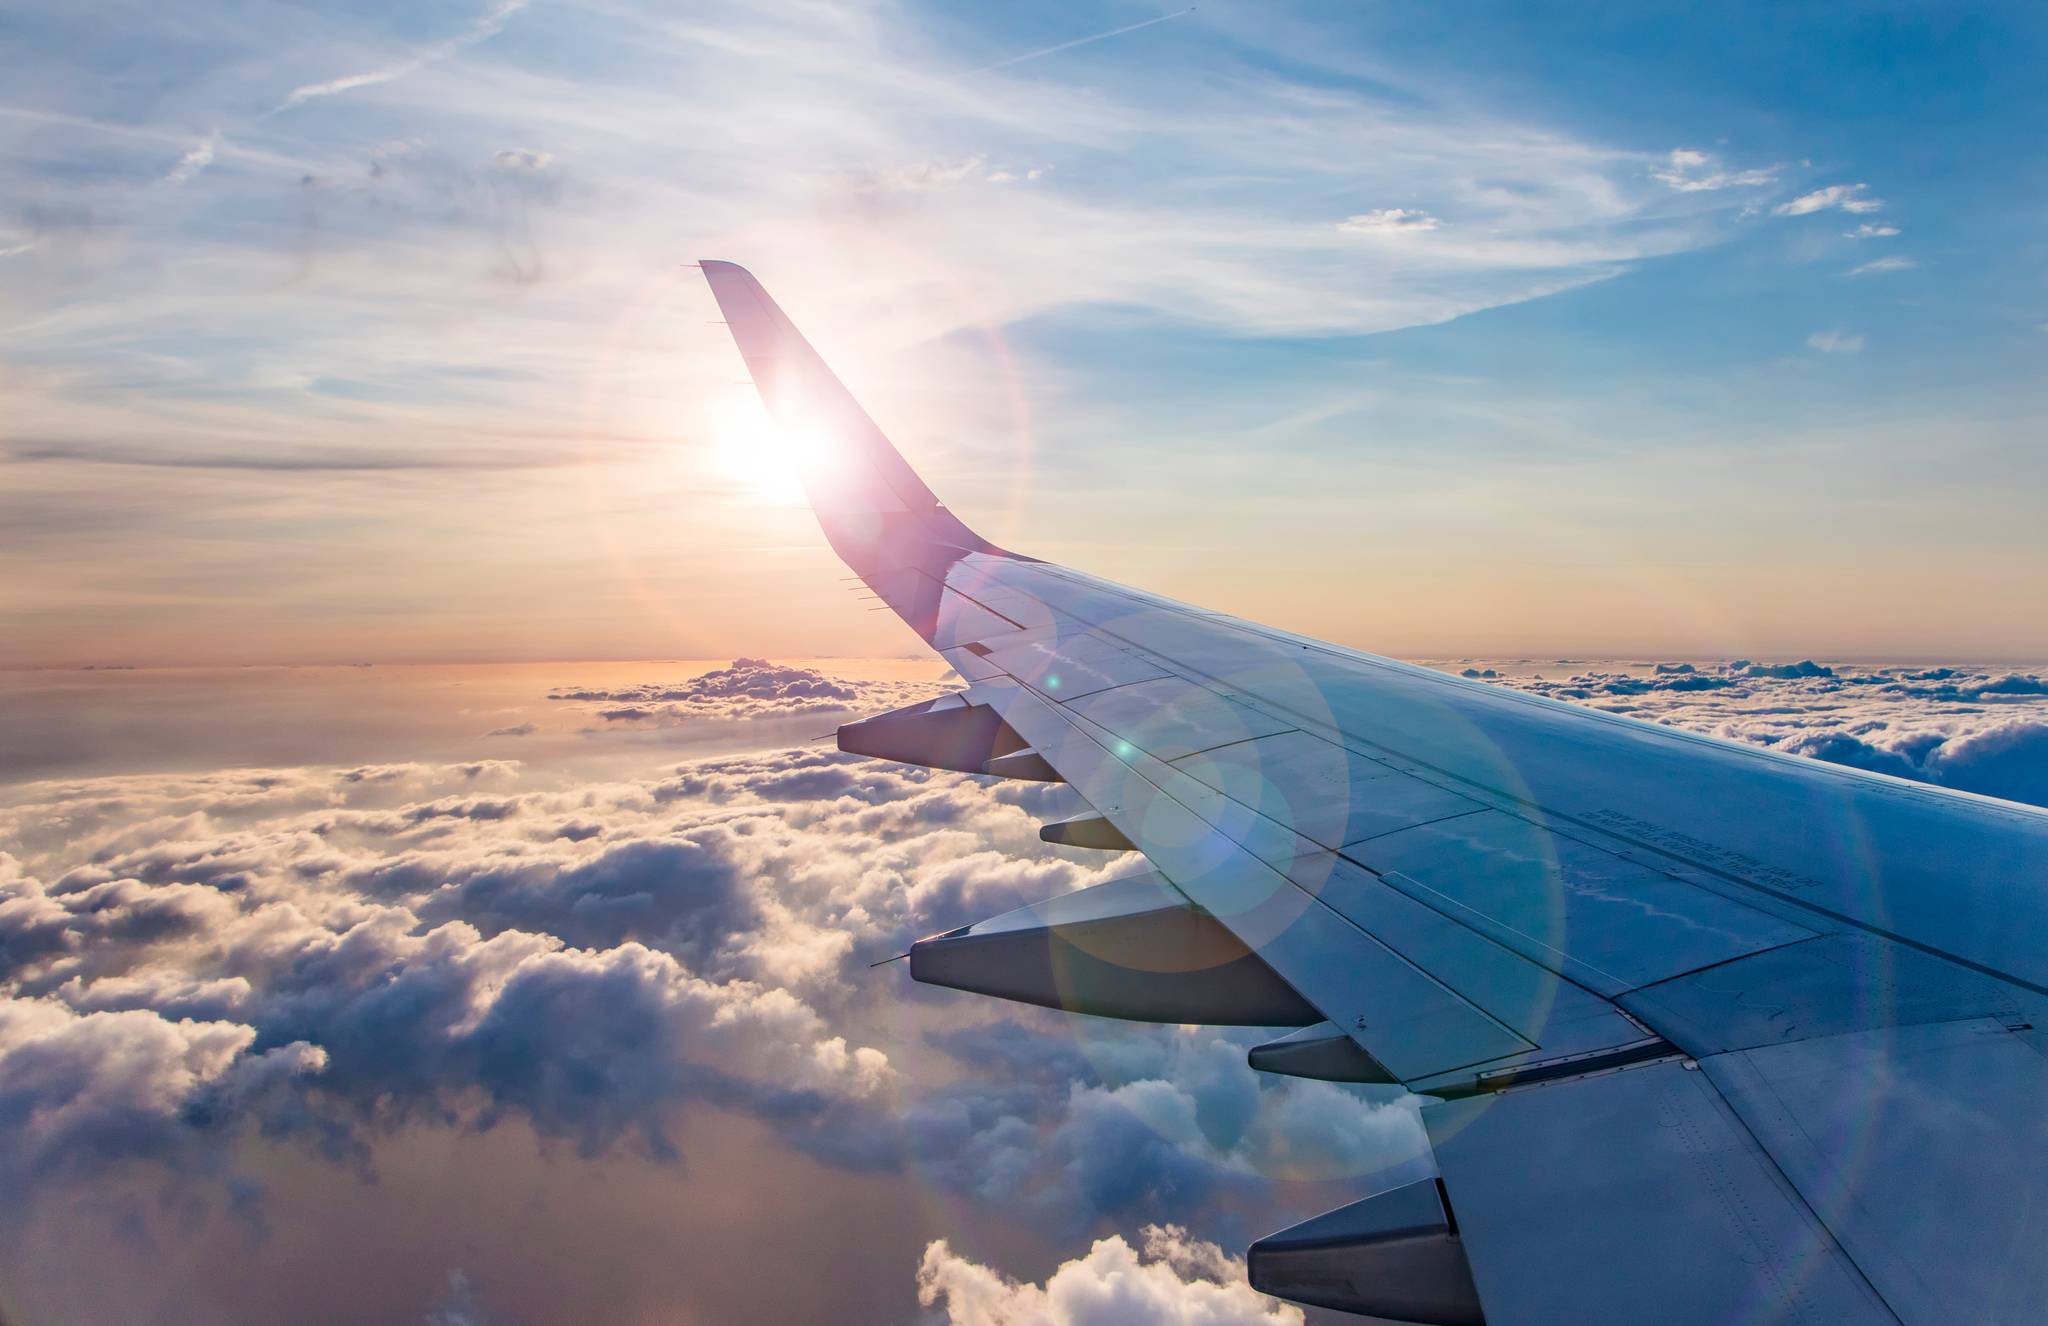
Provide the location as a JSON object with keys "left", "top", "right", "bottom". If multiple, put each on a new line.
{"left": 4, "top": 7, "right": 2048, "bottom": 1322}
{"left": 4, "top": 0, "right": 2046, "bottom": 667}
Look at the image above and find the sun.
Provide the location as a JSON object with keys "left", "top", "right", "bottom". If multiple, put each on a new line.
{"left": 712, "top": 396, "right": 812, "bottom": 507}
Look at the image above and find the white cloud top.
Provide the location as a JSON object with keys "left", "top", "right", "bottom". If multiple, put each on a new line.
{"left": 919, "top": 1225, "right": 1304, "bottom": 1325}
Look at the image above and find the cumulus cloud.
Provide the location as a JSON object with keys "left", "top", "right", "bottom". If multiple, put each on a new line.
{"left": 549, "top": 657, "right": 939, "bottom": 724}
{"left": 1337, "top": 208, "right": 1440, "bottom": 233}
{"left": 918, "top": 1224, "right": 1303, "bottom": 1325}
{"left": 1846, "top": 223, "right": 1900, "bottom": 239}
{"left": 1849, "top": 255, "right": 1916, "bottom": 276}
{"left": 1651, "top": 148, "right": 1776, "bottom": 192}
{"left": 0, "top": 745, "right": 1016, "bottom": 1202}
{"left": 6, "top": 663, "right": 1313, "bottom": 1243}
{"left": 1774, "top": 182, "right": 1883, "bottom": 215}
{"left": 903, "top": 1020, "right": 1428, "bottom": 1233}
{"left": 0, "top": 665, "right": 1431, "bottom": 1276}
{"left": 0, "top": 996, "right": 321, "bottom": 1189}
{"left": 1806, "top": 330, "right": 1864, "bottom": 354}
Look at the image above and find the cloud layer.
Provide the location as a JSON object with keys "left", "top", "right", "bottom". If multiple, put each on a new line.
{"left": 0, "top": 660, "right": 1433, "bottom": 1325}
{"left": 1441, "top": 657, "right": 2048, "bottom": 807}
{"left": 5, "top": 653, "right": 2043, "bottom": 1321}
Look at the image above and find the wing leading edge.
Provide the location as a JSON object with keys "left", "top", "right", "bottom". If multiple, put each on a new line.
{"left": 700, "top": 261, "right": 2048, "bottom": 1326}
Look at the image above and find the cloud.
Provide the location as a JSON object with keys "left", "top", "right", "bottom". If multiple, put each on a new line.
{"left": 163, "top": 129, "right": 221, "bottom": 185}
{"left": 0, "top": 996, "right": 325, "bottom": 1190}
{"left": 0, "top": 670, "right": 1172, "bottom": 1227}
{"left": 550, "top": 658, "right": 934, "bottom": 723}
{"left": 1651, "top": 148, "right": 1777, "bottom": 192}
{"left": 10, "top": 652, "right": 2048, "bottom": 1319}
{"left": 1921, "top": 720, "right": 2048, "bottom": 805}
{"left": 0, "top": 665, "right": 1436, "bottom": 1288}
{"left": 3, "top": 438, "right": 605, "bottom": 473}
{"left": 1849, "top": 255, "right": 1916, "bottom": 277}
{"left": 1739, "top": 659, "right": 1835, "bottom": 678}
{"left": 0, "top": 753, "right": 947, "bottom": 1195}
{"left": 1336, "top": 208, "right": 1441, "bottom": 233}
{"left": 1453, "top": 659, "right": 2048, "bottom": 809}
{"left": 1806, "top": 330, "right": 1864, "bottom": 354}
{"left": 1775, "top": 183, "right": 1883, "bottom": 215}
{"left": 481, "top": 722, "right": 537, "bottom": 738}
{"left": 423, "top": 1270, "right": 500, "bottom": 1326}
{"left": 274, "top": 0, "right": 530, "bottom": 113}
{"left": 1846, "top": 223, "right": 1900, "bottom": 239}
{"left": 902, "top": 1018, "right": 1429, "bottom": 1233}
{"left": 3, "top": 1, "right": 1859, "bottom": 667}
{"left": 976, "top": 8, "right": 1197, "bottom": 73}
{"left": 917, "top": 1224, "right": 1303, "bottom": 1325}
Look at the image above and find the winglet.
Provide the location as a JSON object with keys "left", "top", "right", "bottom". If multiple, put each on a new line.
{"left": 699, "top": 261, "right": 995, "bottom": 581}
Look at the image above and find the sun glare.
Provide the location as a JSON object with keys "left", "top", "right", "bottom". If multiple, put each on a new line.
{"left": 714, "top": 397, "right": 812, "bottom": 507}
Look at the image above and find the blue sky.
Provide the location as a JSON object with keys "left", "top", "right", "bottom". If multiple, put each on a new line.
{"left": 3, "top": 0, "right": 2044, "bottom": 663}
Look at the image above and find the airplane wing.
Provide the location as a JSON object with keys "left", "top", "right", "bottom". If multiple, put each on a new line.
{"left": 700, "top": 260, "right": 2048, "bottom": 1326}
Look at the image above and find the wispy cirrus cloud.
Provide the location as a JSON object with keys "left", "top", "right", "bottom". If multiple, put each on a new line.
{"left": 1849, "top": 254, "right": 1916, "bottom": 277}
{"left": 0, "top": 0, "right": 1804, "bottom": 665}
{"left": 1651, "top": 147, "right": 1777, "bottom": 192}
{"left": 1336, "top": 207, "right": 1441, "bottom": 233}
{"left": 1775, "top": 182, "right": 1883, "bottom": 215}
{"left": 162, "top": 128, "right": 220, "bottom": 185}
{"left": 1806, "top": 329, "right": 1864, "bottom": 354}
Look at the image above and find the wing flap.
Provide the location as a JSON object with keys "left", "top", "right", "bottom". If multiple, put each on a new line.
{"left": 1702, "top": 1018, "right": 2048, "bottom": 1325}
{"left": 1426, "top": 1061, "right": 1899, "bottom": 1325}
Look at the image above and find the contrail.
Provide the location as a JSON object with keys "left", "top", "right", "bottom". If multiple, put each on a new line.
{"left": 978, "top": 7, "right": 1195, "bottom": 72}
{"left": 271, "top": 0, "right": 528, "bottom": 113}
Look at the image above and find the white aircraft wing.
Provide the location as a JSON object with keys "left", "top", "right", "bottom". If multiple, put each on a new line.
{"left": 701, "top": 260, "right": 2048, "bottom": 1326}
